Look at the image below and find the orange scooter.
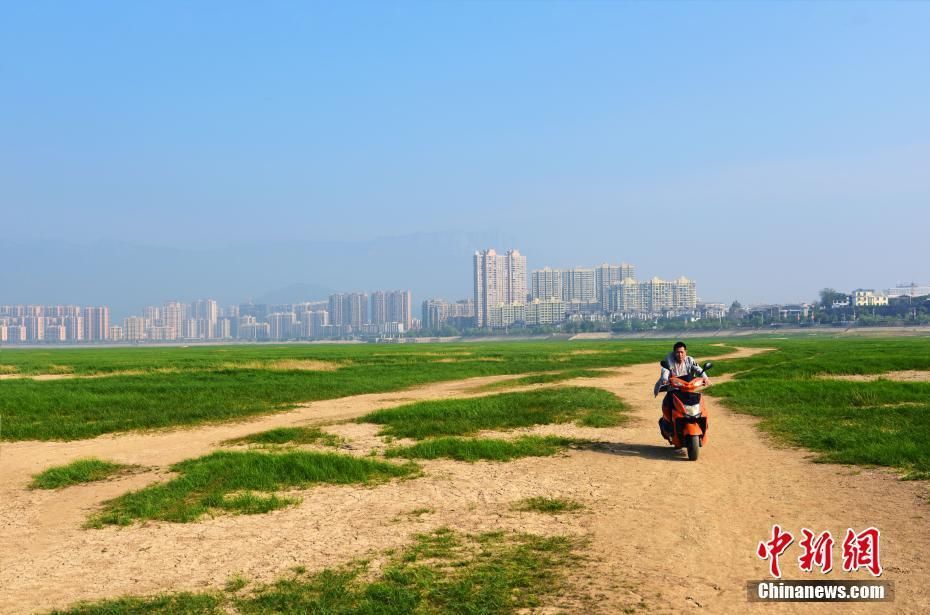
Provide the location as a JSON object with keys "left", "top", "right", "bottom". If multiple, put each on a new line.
{"left": 657, "top": 360, "right": 713, "bottom": 461}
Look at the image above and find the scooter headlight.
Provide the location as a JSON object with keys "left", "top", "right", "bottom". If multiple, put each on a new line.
{"left": 683, "top": 403, "right": 702, "bottom": 417}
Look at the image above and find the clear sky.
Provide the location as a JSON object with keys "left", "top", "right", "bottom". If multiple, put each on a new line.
{"left": 2, "top": 1, "right": 928, "bottom": 306}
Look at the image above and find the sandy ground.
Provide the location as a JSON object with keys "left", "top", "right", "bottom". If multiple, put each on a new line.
{"left": 1, "top": 349, "right": 928, "bottom": 613}
{"left": 823, "top": 370, "right": 930, "bottom": 382}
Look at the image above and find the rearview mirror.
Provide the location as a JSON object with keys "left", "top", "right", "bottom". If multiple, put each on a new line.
{"left": 660, "top": 360, "right": 670, "bottom": 370}
{"left": 703, "top": 362, "right": 713, "bottom": 372}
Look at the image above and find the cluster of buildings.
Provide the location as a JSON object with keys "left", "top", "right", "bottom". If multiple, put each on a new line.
{"left": 831, "top": 284, "right": 930, "bottom": 309}
{"left": 235, "top": 292, "right": 412, "bottom": 341}
{"left": 0, "top": 290, "right": 414, "bottom": 344}
{"left": 423, "top": 248, "right": 702, "bottom": 330}
{"left": 0, "top": 305, "right": 111, "bottom": 343}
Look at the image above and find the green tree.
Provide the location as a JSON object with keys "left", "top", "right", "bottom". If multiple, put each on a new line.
{"left": 819, "top": 288, "right": 848, "bottom": 308}
{"left": 727, "top": 300, "right": 744, "bottom": 321}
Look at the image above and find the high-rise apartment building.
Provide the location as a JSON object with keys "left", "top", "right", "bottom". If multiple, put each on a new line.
{"left": 368, "top": 290, "right": 412, "bottom": 330}
{"left": 329, "top": 293, "right": 369, "bottom": 328}
{"left": 83, "top": 306, "right": 110, "bottom": 341}
{"left": 421, "top": 299, "right": 474, "bottom": 329}
{"left": 526, "top": 298, "right": 565, "bottom": 326}
{"left": 215, "top": 318, "right": 233, "bottom": 339}
{"left": 346, "top": 293, "right": 368, "bottom": 328}
{"left": 109, "top": 325, "right": 124, "bottom": 341}
{"left": 561, "top": 268, "right": 596, "bottom": 302}
{"left": 386, "top": 290, "right": 412, "bottom": 329}
{"left": 181, "top": 319, "right": 201, "bottom": 339}
{"left": 612, "top": 277, "right": 697, "bottom": 314}
{"left": 473, "top": 249, "right": 527, "bottom": 328}
{"left": 595, "top": 263, "right": 635, "bottom": 312}
{"left": 64, "top": 316, "right": 84, "bottom": 341}
{"left": 191, "top": 299, "right": 218, "bottom": 338}
{"left": 7, "top": 325, "right": 26, "bottom": 343}
{"left": 310, "top": 310, "right": 329, "bottom": 338}
{"left": 370, "top": 291, "right": 387, "bottom": 325}
{"left": 328, "top": 294, "right": 346, "bottom": 326}
{"left": 328, "top": 293, "right": 369, "bottom": 328}
{"left": 24, "top": 316, "right": 45, "bottom": 342}
{"left": 672, "top": 277, "right": 697, "bottom": 310}
{"left": 421, "top": 299, "right": 447, "bottom": 330}
{"left": 45, "top": 324, "right": 66, "bottom": 342}
{"left": 268, "top": 312, "right": 297, "bottom": 340}
{"left": 142, "top": 306, "right": 160, "bottom": 327}
{"left": 488, "top": 302, "right": 526, "bottom": 328}
{"left": 531, "top": 268, "right": 563, "bottom": 300}
{"left": 162, "top": 302, "right": 183, "bottom": 340}
{"left": 124, "top": 316, "right": 146, "bottom": 341}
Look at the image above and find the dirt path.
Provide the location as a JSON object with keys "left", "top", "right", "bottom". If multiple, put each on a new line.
{"left": 572, "top": 351, "right": 930, "bottom": 614}
{"left": 1, "top": 348, "right": 928, "bottom": 613}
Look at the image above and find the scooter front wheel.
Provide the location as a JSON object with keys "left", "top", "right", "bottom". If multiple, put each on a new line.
{"left": 686, "top": 435, "right": 701, "bottom": 461}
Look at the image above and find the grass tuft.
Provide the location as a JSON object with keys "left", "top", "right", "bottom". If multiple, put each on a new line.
{"left": 88, "top": 450, "right": 418, "bottom": 526}
{"left": 470, "top": 369, "right": 607, "bottom": 392}
{"left": 513, "top": 496, "right": 585, "bottom": 514}
{"left": 224, "top": 574, "right": 249, "bottom": 593}
{"left": 30, "top": 458, "right": 137, "bottom": 490}
{"left": 385, "top": 435, "right": 584, "bottom": 462}
{"left": 361, "top": 387, "right": 628, "bottom": 439}
{"left": 222, "top": 426, "right": 343, "bottom": 447}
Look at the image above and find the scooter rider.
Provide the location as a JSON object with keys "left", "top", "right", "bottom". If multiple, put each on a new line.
{"left": 654, "top": 341, "right": 709, "bottom": 440}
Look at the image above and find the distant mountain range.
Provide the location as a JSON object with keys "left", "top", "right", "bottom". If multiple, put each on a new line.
{"left": 1, "top": 231, "right": 516, "bottom": 319}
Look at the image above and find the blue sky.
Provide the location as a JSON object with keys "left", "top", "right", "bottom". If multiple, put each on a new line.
{"left": 2, "top": 1, "right": 928, "bottom": 306}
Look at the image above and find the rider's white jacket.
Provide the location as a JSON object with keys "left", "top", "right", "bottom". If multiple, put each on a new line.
{"left": 654, "top": 353, "right": 706, "bottom": 396}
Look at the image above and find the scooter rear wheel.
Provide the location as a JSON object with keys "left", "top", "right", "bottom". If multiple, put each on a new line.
{"left": 686, "top": 435, "right": 700, "bottom": 461}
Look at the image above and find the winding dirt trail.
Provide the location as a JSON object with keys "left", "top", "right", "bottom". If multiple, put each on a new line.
{"left": 1, "top": 347, "right": 928, "bottom": 613}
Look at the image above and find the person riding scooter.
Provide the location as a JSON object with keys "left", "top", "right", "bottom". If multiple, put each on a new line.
{"left": 654, "top": 341, "right": 709, "bottom": 441}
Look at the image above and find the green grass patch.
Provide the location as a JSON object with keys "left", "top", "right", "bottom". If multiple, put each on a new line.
{"left": 708, "top": 337, "right": 930, "bottom": 480}
{"left": 470, "top": 369, "right": 608, "bottom": 392}
{"left": 30, "top": 458, "right": 137, "bottom": 489}
{"left": 384, "top": 435, "right": 584, "bottom": 462}
{"left": 222, "top": 426, "right": 343, "bottom": 447}
{"left": 0, "top": 340, "right": 728, "bottom": 441}
{"left": 52, "top": 528, "right": 583, "bottom": 614}
{"left": 49, "top": 592, "right": 224, "bottom": 614}
{"left": 88, "top": 450, "right": 418, "bottom": 526}
{"left": 513, "top": 496, "right": 585, "bottom": 514}
{"left": 360, "top": 387, "right": 628, "bottom": 440}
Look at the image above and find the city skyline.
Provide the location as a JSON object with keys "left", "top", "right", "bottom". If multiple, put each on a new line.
{"left": 2, "top": 241, "right": 921, "bottom": 344}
